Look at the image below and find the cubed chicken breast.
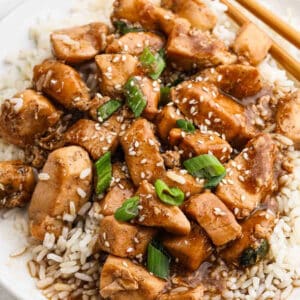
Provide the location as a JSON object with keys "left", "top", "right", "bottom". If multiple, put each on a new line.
{"left": 169, "top": 129, "right": 232, "bottom": 162}
{"left": 29, "top": 146, "right": 92, "bottom": 240}
{"left": 136, "top": 76, "right": 161, "bottom": 120}
{"left": 221, "top": 208, "right": 276, "bottom": 266}
{"left": 0, "top": 89, "right": 61, "bottom": 147}
{"left": 184, "top": 193, "right": 242, "bottom": 246}
{"left": 136, "top": 180, "right": 191, "bottom": 235}
{"left": 98, "top": 216, "right": 156, "bottom": 258}
{"left": 113, "top": 0, "right": 184, "bottom": 34}
{"left": 167, "top": 21, "right": 236, "bottom": 71}
{"left": 156, "top": 105, "right": 183, "bottom": 140}
{"left": 99, "top": 163, "right": 134, "bottom": 216}
{"left": 162, "top": 222, "right": 212, "bottom": 270}
{"left": 0, "top": 161, "right": 36, "bottom": 209}
{"left": 276, "top": 90, "right": 300, "bottom": 149}
{"left": 233, "top": 23, "right": 272, "bottom": 65}
{"left": 160, "top": 169, "right": 204, "bottom": 197}
{"left": 95, "top": 54, "right": 139, "bottom": 97}
{"left": 33, "top": 60, "right": 91, "bottom": 111}
{"left": 172, "top": 81, "right": 256, "bottom": 145}
{"left": 216, "top": 134, "right": 278, "bottom": 219}
{"left": 51, "top": 22, "right": 109, "bottom": 64}
{"left": 65, "top": 117, "right": 121, "bottom": 160}
{"left": 162, "top": 0, "right": 217, "bottom": 31}
{"left": 158, "top": 285, "right": 204, "bottom": 300}
{"left": 199, "top": 64, "right": 263, "bottom": 99}
{"left": 100, "top": 255, "right": 166, "bottom": 299}
{"left": 120, "top": 118, "right": 165, "bottom": 186}
{"left": 106, "top": 32, "right": 165, "bottom": 56}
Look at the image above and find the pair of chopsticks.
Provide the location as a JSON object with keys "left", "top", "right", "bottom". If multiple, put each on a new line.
{"left": 220, "top": 0, "right": 300, "bottom": 82}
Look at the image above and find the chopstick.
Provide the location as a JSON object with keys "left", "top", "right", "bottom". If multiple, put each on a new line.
{"left": 220, "top": 0, "right": 300, "bottom": 82}
{"left": 235, "top": 0, "right": 300, "bottom": 49}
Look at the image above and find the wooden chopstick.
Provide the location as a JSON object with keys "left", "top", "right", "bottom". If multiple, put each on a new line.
{"left": 220, "top": 0, "right": 300, "bottom": 82}
{"left": 235, "top": 0, "right": 300, "bottom": 49}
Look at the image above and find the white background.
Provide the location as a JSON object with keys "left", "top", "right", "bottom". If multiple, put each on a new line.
{"left": 0, "top": 0, "right": 299, "bottom": 299}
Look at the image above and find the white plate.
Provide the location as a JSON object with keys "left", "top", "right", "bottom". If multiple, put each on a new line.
{"left": 0, "top": 0, "right": 299, "bottom": 299}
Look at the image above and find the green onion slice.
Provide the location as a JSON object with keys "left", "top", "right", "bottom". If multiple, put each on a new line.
{"left": 140, "top": 47, "right": 166, "bottom": 80}
{"left": 154, "top": 179, "right": 185, "bottom": 206}
{"left": 147, "top": 240, "right": 170, "bottom": 279}
{"left": 183, "top": 154, "right": 226, "bottom": 188}
{"left": 95, "top": 152, "right": 112, "bottom": 194}
{"left": 114, "top": 196, "right": 140, "bottom": 222}
{"left": 160, "top": 86, "right": 171, "bottom": 105}
{"left": 97, "top": 99, "right": 122, "bottom": 122}
{"left": 113, "top": 21, "right": 143, "bottom": 35}
{"left": 124, "top": 77, "right": 147, "bottom": 117}
{"left": 176, "top": 119, "right": 196, "bottom": 133}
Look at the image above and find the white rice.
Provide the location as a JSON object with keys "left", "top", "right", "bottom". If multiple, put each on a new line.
{"left": 0, "top": 0, "right": 300, "bottom": 299}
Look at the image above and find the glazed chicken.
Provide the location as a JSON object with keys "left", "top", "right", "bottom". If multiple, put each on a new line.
{"left": 0, "top": 0, "right": 296, "bottom": 298}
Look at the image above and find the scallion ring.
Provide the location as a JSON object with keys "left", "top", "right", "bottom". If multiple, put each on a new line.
{"left": 114, "top": 196, "right": 140, "bottom": 222}
{"left": 95, "top": 152, "right": 112, "bottom": 195}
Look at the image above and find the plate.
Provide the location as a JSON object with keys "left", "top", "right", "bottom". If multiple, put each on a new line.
{"left": 0, "top": 0, "right": 299, "bottom": 299}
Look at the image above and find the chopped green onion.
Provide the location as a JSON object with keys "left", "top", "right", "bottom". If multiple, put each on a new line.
{"left": 114, "top": 196, "right": 140, "bottom": 221}
{"left": 95, "top": 152, "right": 112, "bottom": 194}
{"left": 147, "top": 240, "right": 170, "bottom": 279}
{"left": 113, "top": 21, "right": 143, "bottom": 35}
{"left": 139, "top": 47, "right": 166, "bottom": 80}
{"left": 176, "top": 119, "right": 196, "bottom": 133}
{"left": 160, "top": 86, "right": 171, "bottom": 104}
{"left": 154, "top": 179, "right": 185, "bottom": 206}
{"left": 204, "top": 173, "right": 226, "bottom": 189}
{"left": 97, "top": 100, "right": 122, "bottom": 122}
{"left": 124, "top": 77, "right": 147, "bottom": 117}
{"left": 183, "top": 154, "right": 226, "bottom": 188}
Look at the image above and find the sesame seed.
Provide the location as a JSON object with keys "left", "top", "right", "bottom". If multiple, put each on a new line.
{"left": 38, "top": 173, "right": 50, "bottom": 181}
{"left": 77, "top": 187, "right": 87, "bottom": 199}
{"left": 104, "top": 241, "right": 110, "bottom": 248}
{"left": 80, "top": 168, "right": 91, "bottom": 180}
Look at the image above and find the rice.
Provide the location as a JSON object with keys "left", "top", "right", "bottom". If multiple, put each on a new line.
{"left": 0, "top": 0, "right": 300, "bottom": 299}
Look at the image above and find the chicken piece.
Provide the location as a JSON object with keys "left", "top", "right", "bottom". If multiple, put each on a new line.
{"left": 120, "top": 118, "right": 165, "bottom": 186}
{"left": 162, "top": 222, "right": 212, "bottom": 270}
{"left": 113, "top": 0, "right": 184, "bottom": 35}
{"left": 160, "top": 169, "right": 203, "bottom": 197}
{"left": 233, "top": 23, "right": 272, "bottom": 66}
{"left": 135, "top": 180, "right": 190, "bottom": 235}
{"left": 167, "top": 21, "right": 236, "bottom": 71}
{"left": 169, "top": 129, "right": 232, "bottom": 163}
{"left": 33, "top": 60, "right": 90, "bottom": 111}
{"left": 0, "top": 89, "right": 61, "bottom": 147}
{"left": 98, "top": 216, "right": 156, "bottom": 258}
{"left": 221, "top": 208, "right": 276, "bottom": 266}
{"left": 162, "top": 151, "right": 181, "bottom": 168}
{"left": 134, "top": 76, "right": 160, "bottom": 120}
{"left": 162, "top": 0, "right": 216, "bottom": 31}
{"left": 184, "top": 193, "right": 242, "bottom": 246}
{"left": 172, "top": 81, "right": 256, "bottom": 145}
{"left": 199, "top": 64, "right": 263, "bottom": 99}
{"left": 158, "top": 286, "right": 204, "bottom": 300}
{"left": 156, "top": 105, "right": 183, "bottom": 141}
{"left": 100, "top": 255, "right": 166, "bottom": 299}
{"left": 65, "top": 117, "right": 121, "bottom": 160}
{"left": 216, "top": 134, "right": 278, "bottom": 219}
{"left": 51, "top": 22, "right": 109, "bottom": 64}
{"left": 276, "top": 90, "right": 300, "bottom": 149}
{"left": 106, "top": 32, "right": 165, "bottom": 56}
{"left": 95, "top": 54, "right": 139, "bottom": 97}
{"left": 0, "top": 161, "right": 35, "bottom": 209}
{"left": 29, "top": 146, "right": 92, "bottom": 240}
{"left": 99, "top": 163, "right": 134, "bottom": 216}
